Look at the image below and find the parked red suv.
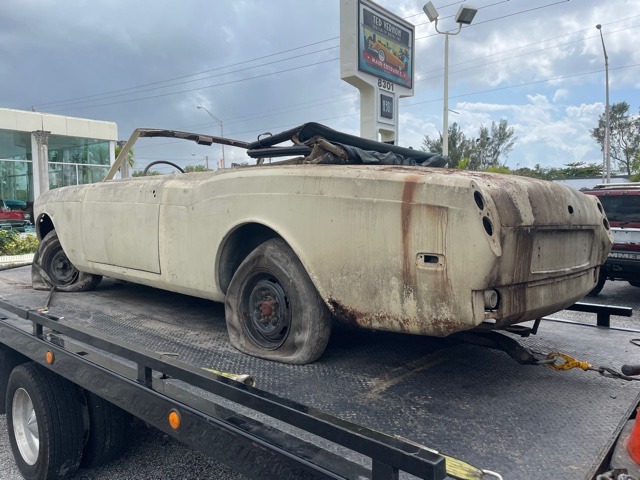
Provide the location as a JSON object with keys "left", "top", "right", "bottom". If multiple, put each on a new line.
{"left": 0, "top": 199, "right": 32, "bottom": 232}
{"left": 583, "top": 183, "right": 640, "bottom": 295}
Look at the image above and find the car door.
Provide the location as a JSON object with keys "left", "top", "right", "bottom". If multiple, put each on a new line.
{"left": 81, "top": 179, "right": 165, "bottom": 274}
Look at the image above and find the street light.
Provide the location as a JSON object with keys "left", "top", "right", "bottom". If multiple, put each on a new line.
{"left": 191, "top": 153, "right": 209, "bottom": 170}
{"left": 596, "top": 24, "right": 611, "bottom": 184}
{"left": 423, "top": 2, "right": 478, "bottom": 157}
{"left": 196, "top": 105, "right": 225, "bottom": 168}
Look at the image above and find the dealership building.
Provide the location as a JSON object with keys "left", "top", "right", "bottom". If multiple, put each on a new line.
{"left": 0, "top": 108, "right": 118, "bottom": 206}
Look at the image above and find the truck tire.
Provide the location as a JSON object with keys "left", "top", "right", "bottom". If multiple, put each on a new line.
{"left": 32, "top": 231, "right": 102, "bottom": 292}
{"left": 80, "top": 391, "right": 132, "bottom": 468}
{"left": 6, "top": 363, "right": 84, "bottom": 480}
{"left": 587, "top": 271, "right": 607, "bottom": 297}
{"left": 225, "top": 238, "right": 332, "bottom": 364}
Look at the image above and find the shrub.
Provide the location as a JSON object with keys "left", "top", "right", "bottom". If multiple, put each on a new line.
{"left": 0, "top": 230, "right": 39, "bottom": 256}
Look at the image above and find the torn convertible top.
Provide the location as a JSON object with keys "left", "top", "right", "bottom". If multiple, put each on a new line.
{"left": 246, "top": 122, "right": 448, "bottom": 168}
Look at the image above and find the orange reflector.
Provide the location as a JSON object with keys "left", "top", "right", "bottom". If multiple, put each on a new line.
{"left": 45, "top": 351, "right": 55, "bottom": 365}
{"left": 168, "top": 409, "right": 181, "bottom": 430}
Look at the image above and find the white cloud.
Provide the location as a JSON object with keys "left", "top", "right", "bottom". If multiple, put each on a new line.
{"left": 553, "top": 89, "right": 569, "bottom": 102}
{"left": 0, "top": 0, "right": 636, "bottom": 173}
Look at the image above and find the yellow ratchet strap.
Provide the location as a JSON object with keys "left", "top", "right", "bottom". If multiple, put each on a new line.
{"left": 392, "top": 434, "right": 503, "bottom": 480}
{"left": 546, "top": 352, "right": 593, "bottom": 371}
{"left": 444, "top": 455, "right": 503, "bottom": 479}
{"left": 202, "top": 368, "right": 255, "bottom": 387}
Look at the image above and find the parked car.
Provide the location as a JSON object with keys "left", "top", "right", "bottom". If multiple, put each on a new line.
{"left": 0, "top": 199, "right": 32, "bottom": 232}
{"left": 31, "top": 123, "right": 612, "bottom": 364}
{"left": 366, "top": 36, "right": 405, "bottom": 70}
{"left": 583, "top": 183, "right": 640, "bottom": 295}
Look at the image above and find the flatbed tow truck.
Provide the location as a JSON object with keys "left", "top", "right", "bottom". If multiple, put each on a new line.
{"left": 0, "top": 265, "right": 639, "bottom": 480}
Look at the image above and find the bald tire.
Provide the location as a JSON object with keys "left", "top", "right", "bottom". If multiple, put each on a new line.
{"left": 225, "top": 238, "right": 332, "bottom": 364}
{"left": 33, "top": 231, "right": 101, "bottom": 292}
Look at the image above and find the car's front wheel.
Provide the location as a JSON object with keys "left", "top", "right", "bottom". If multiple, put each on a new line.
{"left": 225, "top": 238, "right": 332, "bottom": 364}
{"left": 32, "top": 231, "right": 102, "bottom": 292}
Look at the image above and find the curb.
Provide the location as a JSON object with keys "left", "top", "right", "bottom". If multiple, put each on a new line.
{"left": 0, "top": 253, "right": 34, "bottom": 270}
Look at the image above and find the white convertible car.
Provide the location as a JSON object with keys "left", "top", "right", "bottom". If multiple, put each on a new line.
{"left": 32, "top": 123, "right": 612, "bottom": 364}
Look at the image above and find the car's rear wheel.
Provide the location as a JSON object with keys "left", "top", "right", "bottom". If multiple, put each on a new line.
{"left": 32, "top": 231, "right": 102, "bottom": 292}
{"left": 225, "top": 238, "right": 332, "bottom": 364}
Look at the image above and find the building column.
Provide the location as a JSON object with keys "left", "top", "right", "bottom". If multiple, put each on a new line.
{"left": 31, "top": 130, "right": 50, "bottom": 199}
{"left": 116, "top": 140, "right": 128, "bottom": 178}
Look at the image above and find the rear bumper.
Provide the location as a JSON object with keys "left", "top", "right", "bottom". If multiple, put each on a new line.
{"left": 481, "top": 267, "right": 599, "bottom": 328}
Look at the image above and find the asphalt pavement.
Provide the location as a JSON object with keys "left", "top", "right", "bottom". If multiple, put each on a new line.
{"left": 0, "top": 279, "right": 638, "bottom": 480}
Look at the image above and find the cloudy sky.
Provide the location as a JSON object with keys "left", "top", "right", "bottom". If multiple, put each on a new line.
{"left": 1, "top": 0, "right": 638, "bottom": 172}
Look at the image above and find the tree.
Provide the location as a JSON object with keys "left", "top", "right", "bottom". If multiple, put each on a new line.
{"left": 423, "top": 119, "right": 516, "bottom": 170}
{"left": 115, "top": 143, "right": 135, "bottom": 170}
{"left": 470, "top": 120, "right": 517, "bottom": 170}
{"left": 590, "top": 101, "right": 640, "bottom": 176}
{"left": 421, "top": 122, "right": 473, "bottom": 168}
{"left": 131, "top": 169, "right": 162, "bottom": 177}
{"left": 184, "top": 164, "right": 211, "bottom": 173}
{"left": 561, "top": 162, "right": 602, "bottom": 178}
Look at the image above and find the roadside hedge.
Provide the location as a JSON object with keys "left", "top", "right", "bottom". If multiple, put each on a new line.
{"left": 0, "top": 230, "right": 39, "bottom": 255}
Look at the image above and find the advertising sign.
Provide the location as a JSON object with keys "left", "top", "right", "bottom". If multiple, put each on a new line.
{"left": 358, "top": 0, "right": 413, "bottom": 89}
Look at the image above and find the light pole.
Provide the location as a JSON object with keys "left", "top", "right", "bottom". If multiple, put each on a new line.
{"left": 197, "top": 105, "right": 225, "bottom": 168}
{"left": 596, "top": 24, "right": 610, "bottom": 184}
{"left": 423, "top": 2, "right": 478, "bottom": 157}
{"left": 191, "top": 153, "right": 209, "bottom": 170}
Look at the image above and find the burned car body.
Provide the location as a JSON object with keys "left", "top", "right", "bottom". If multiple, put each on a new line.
{"left": 32, "top": 123, "right": 612, "bottom": 364}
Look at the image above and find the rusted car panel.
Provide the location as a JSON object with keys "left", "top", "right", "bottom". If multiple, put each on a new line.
{"left": 32, "top": 124, "right": 612, "bottom": 362}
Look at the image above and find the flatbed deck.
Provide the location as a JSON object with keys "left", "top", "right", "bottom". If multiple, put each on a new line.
{"left": 1, "top": 266, "right": 640, "bottom": 480}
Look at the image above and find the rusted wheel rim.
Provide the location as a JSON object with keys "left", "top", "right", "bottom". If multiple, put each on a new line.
{"left": 243, "top": 277, "right": 291, "bottom": 349}
{"left": 47, "top": 248, "right": 79, "bottom": 286}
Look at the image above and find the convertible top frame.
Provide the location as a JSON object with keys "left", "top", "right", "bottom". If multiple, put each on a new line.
{"left": 104, "top": 123, "right": 448, "bottom": 181}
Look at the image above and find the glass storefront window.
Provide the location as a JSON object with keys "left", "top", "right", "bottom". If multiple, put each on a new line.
{"left": 0, "top": 129, "right": 33, "bottom": 202}
{"left": 48, "top": 135, "right": 110, "bottom": 166}
{"left": 48, "top": 135, "right": 110, "bottom": 189}
{"left": 49, "top": 163, "right": 109, "bottom": 189}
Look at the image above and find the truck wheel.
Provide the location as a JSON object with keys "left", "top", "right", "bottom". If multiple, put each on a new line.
{"left": 587, "top": 271, "right": 607, "bottom": 297}
{"left": 32, "top": 231, "right": 102, "bottom": 292}
{"left": 6, "top": 363, "right": 84, "bottom": 480}
{"left": 80, "top": 391, "right": 132, "bottom": 468}
{"left": 225, "top": 238, "right": 332, "bottom": 364}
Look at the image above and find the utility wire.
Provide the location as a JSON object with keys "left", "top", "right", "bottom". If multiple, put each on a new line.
{"left": 30, "top": 37, "right": 339, "bottom": 109}
{"left": 200, "top": 22, "right": 640, "bottom": 128}
{"left": 132, "top": 61, "right": 640, "bottom": 151}
{"left": 33, "top": 0, "right": 565, "bottom": 111}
